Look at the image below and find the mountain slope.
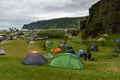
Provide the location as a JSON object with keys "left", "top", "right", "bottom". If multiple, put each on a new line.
{"left": 22, "top": 17, "right": 86, "bottom": 29}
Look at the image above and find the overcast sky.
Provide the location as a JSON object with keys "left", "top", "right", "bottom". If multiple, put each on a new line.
{"left": 0, "top": 0, "right": 99, "bottom": 30}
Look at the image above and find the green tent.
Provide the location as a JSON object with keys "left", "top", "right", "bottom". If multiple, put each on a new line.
{"left": 49, "top": 53, "right": 84, "bottom": 70}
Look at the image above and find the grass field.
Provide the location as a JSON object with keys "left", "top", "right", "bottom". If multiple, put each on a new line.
{"left": 0, "top": 34, "right": 120, "bottom": 80}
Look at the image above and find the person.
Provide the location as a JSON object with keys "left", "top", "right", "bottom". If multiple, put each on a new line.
{"left": 59, "top": 40, "right": 67, "bottom": 53}
{"left": 86, "top": 44, "right": 92, "bottom": 60}
{"left": 43, "top": 40, "right": 49, "bottom": 51}
{"left": 67, "top": 46, "right": 75, "bottom": 54}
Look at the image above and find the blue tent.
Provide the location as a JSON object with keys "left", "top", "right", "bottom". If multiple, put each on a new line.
{"left": 116, "top": 39, "right": 120, "bottom": 43}
{"left": 77, "top": 49, "right": 85, "bottom": 58}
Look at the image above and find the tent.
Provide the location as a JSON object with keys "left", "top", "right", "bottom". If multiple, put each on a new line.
{"left": 66, "top": 47, "right": 75, "bottom": 54}
{"left": 0, "top": 50, "right": 5, "bottom": 55}
{"left": 54, "top": 48, "right": 61, "bottom": 53}
{"left": 29, "top": 41, "right": 35, "bottom": 44}
{"left": 44, "top": 53, "right": 53, "bottom": 58}
{"left": 113, "top": 49, "right": 120, "bottom": 53}
{"left": 49, "top": 53, "right": 84, "bottom": 70}
{"left": 116, "top": 39, "right": 120, "bottom": 43}
{"left": 23, "top": 51, "right": 47, "bottom": 66}
{"left": 97, "top": 37, "right": 105, "bottom": 42}
{"left": 66, "top": 45, "right": 72, "bottom": 50}
{"left": 91, "top": 44, "right": 99, "bottom": 51}
{"left": 103, "top": 34, "right": 108, "bottom": 37}
{"left": 0, "top": 36, "right": 4, "bottom": 41}
{"left": 77, "top": 49, "right": 85, "bottom": 58}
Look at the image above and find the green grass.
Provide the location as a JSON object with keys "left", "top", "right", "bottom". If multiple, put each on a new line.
{"left": 0, "top": 35, "right": 120, "bottom": 80}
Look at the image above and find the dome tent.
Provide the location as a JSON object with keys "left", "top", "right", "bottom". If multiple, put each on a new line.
{"left": 49, "top": 53, "right": 84, "bottom": 70}
{"left": 91, "top": 44, "right": 99, "bottom": 51}
{"left": 44, "top": 53, "right": 53, "bottom": 58}
{"left": 0, "top": 50, "right": 6, "bottom": 55}
{"left": 23, "top": 51, "right": 47, "bottom": 66}
{"left": 116, "top": 39, "right": 120, "bottom": 43}
{"left": 54, "top": 48, "right": 61, "bottom": 53}
{"left": 114, "top": 39, "right": 120, "bottom": 53}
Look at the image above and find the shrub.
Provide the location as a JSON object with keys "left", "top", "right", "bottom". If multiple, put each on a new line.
{"left": 37, "top": 30, "right": 65, "bottom": 38}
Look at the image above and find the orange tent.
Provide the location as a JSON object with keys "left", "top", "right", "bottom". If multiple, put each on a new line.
{"left": 54, "top": 48, "right": 61, "bottom": 53}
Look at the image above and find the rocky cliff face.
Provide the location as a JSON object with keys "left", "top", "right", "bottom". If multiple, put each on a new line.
{"left": 82, "top": 0, "right": 120, "bottom": 38}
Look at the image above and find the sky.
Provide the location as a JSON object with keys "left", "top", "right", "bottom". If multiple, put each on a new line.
{"left": 0, "top": 0, "right": 99, "bottom": 30}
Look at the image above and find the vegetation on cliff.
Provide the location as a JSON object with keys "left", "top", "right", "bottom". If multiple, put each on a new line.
{"left": 82, "top": 0, "right": 120, "bottom": 38}
{"left": 22, "top": 17, "right": 86, "bottom": 29}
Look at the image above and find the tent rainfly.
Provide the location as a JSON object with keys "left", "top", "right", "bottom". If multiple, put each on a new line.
{"left": 23, "top": 51, "right": 47, "bottom": 66}
{"left": 49, "top": 53, "right": 84, "bottom": 70}
{"left": 0, "top": 50, "right": 5, "bottom": 55}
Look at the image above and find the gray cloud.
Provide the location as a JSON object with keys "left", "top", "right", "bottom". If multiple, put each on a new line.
{"left": 0, "top": 0, "right": 99, "bottom": 30}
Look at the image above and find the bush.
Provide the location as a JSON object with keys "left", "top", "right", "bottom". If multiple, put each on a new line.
{"left": 37, "top": 30, "right": 65, "bottom": 38}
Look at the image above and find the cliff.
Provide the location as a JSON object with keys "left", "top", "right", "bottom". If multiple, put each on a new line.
{"left": 82, "top": 0, "right": 120, "bottom": 38}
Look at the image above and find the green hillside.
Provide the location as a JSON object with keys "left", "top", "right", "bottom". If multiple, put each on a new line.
{"left": 22, "top": 17, "right": 86, "bottom": 29}
{"left": 0, "top": 34, "right": 120, "bottom": 80}
{"left": 82, "top": 0, "right": 120, "bottom": 38}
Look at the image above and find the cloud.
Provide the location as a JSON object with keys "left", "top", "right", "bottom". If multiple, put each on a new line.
{"left": 0, "top": 0, "right": 99, "bottom": 29}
